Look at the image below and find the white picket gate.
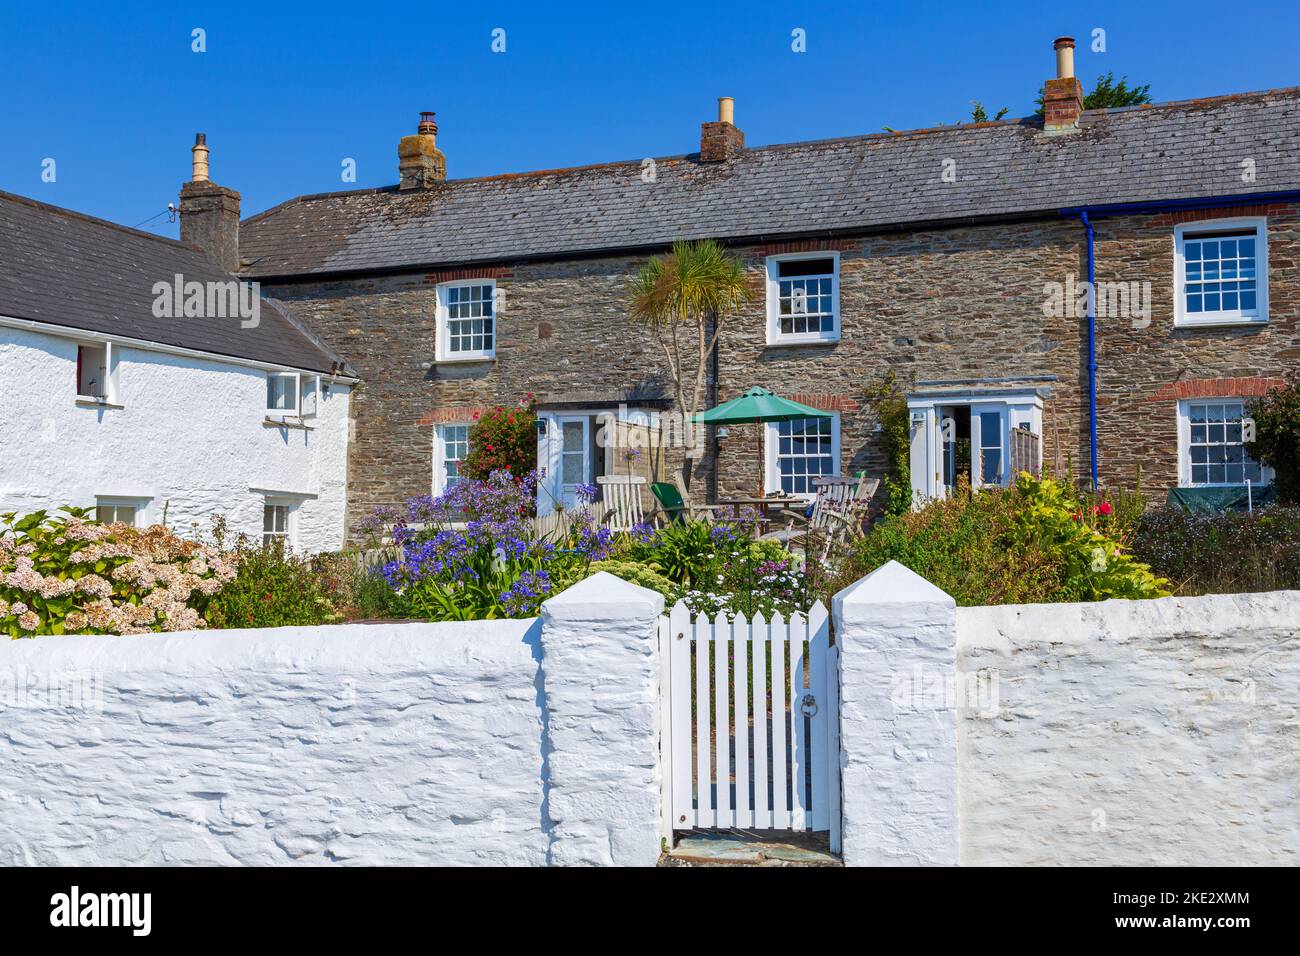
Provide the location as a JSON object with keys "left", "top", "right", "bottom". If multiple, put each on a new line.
{"left": 658, "top": 601, "right": 840, "bottom": 851}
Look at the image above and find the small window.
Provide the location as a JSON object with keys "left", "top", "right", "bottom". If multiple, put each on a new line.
{"left": 766, "top": 253, "right": 839, "bottom": 344}
{"left": 1180, "top": 400, "right": 1268, "bottom": 487}
{"left": 77, "top": 343, "right": 118, "bottom": 402}
{"left": 266, "top": 372, "right": 299, "bottom": 417}
{"left": 300, "top": 375, "right": 319, "bottom": 417}
{"left": 436, "top": 280, "right": 497, "bottom": 361}
{"left": 1175, "top": 220, "right": 1268, "bottom": 327}
{"left": 95, "top": 501, "right": 138, "bottom": 525}
{"left": 434, "top": 423, "right": 471, "bottom": 495}
{"left": 767, "top": 414, "right": 839, "bottom": 497}
{"left": 263, "top": 501, "right": 291, "bottom": 547}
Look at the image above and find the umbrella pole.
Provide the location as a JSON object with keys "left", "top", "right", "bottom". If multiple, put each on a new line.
{"left": 756, "top": 426, "right": 764, "bottom": 497}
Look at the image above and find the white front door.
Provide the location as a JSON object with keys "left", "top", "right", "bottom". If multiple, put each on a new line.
{"left": 541, "top": 415, "right": 591, "bottom": 511}
{"left": 970, "top": 404, "right": 1008, "bottom": 489}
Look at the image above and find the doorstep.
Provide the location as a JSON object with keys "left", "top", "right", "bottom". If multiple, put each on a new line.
{"left": 659, "top": 829, "right": 842, "bottom": 867}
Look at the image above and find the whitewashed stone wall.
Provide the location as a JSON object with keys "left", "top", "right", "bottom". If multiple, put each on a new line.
{"left": 0, "top": 619, "right": 548, "bottom": 866}
{"left": 957, "top": 590, "right": 1300, "bottom": 866}
{"left": 0, "top": 326, "right": 351, "bottom": 552}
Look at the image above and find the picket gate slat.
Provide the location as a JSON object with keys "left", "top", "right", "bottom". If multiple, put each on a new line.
{"left": 660, "top": 601, "right": 838, "bottom": 845}
{"left": 712, "top": 613, "right": 730, "bottom": 828}
{"left": 693, "top": 609, "right": 713, "bottom": 827}
{"left": 732, "top": 614, "right": 752, "bottom": 829}
{"left": 751, "top": 613, "right": 770, "bottom": 829}
{"left": 668, "top": 603, "right": 694, "bottom": 830}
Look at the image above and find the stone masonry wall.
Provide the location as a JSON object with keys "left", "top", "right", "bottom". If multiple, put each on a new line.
{"left": 261, "top": 201, "right": 1300, "bottom": 533}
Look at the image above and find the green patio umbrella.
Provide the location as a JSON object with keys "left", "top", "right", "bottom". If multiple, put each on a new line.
{"left": 694, "top": 387, "right": 832, "bottom": 496}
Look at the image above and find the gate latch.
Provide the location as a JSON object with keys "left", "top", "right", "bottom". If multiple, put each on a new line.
{"left": 800, "top": 694, "right": 819, "bottom": 717}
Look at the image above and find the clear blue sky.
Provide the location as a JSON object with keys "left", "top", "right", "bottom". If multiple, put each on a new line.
{"left": 3, "top": 0, "right": 1297, "bottom": 239}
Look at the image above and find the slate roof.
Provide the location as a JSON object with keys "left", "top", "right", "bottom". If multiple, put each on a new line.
{"left": 0, "top": 190, "right": 347, "bottom": 375}
{"left": 240, "top": 87, "right": 1300, "bottom": 280}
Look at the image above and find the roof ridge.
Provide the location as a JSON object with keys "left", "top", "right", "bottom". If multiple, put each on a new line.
{"left": 240, "top": 84, "right": 1300, "bottom": 219}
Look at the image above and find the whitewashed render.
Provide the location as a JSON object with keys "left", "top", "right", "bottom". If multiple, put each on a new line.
{"left": 0, "top": 321, "right": 352, "bottom": 552}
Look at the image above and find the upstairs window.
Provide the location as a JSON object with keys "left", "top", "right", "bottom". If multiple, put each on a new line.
{"left": 1175, "top": 220, "right": 1268, "bottom": 327}
{"left": 436, "top": 280, "right": 496, "bottom": 361}
{"left": 76, "top": 342, "right": 119, "bottom": 403}
{"left": 267, "top": 372, "right": 299, "bottom": 417}
{"left": 766, "top": 253, "right": 839, "bottom": 344}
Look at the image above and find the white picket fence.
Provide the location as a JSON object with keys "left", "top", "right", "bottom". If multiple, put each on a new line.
{"left": 658, "top": 601, "right": 840, "bottom": 850}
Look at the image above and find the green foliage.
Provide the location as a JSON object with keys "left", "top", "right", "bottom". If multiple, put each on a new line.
{"left": 1130, "top": 506, "right": 1300, "bottom": 595}
{"left": 1248, "top": 382, "right": 1300, "bottom": 504}
{"left": 204, "top": 527, "right": 338, "bottom": 629}
{"left": 461, "top": 396, "right": 538, "bottom": 485}
{"left": 969, "top": 101, "right": 1009, "bottom": 122}
{"left": 837, "top": 473, "right": 1169, "bottom": 606}
{"left": 630, "top": 519, "right": 716, "bottom": 587}
{"left": 554, "top": 559, "right": 679, "bottom": 600}
{"left": 1035, "top": 71, "right": 1152, "bottom": 115}
{"left": 863, "top": 370, "right": 913, "bottom": 515}
{"left": 0, "top": 507, "right": 235, "bottom": 637}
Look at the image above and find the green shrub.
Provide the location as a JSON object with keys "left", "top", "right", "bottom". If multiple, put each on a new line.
{"left": 1130, "top": 505, "right": 1300, "bottom": 595}
{"left": 314, "top": 551, "right": 410, "bottom": 620}
{"left": 1248, "top": 382, "right": 1300, "bottom": 504}
{"left": 862, "top": 370, "right": 914, "bottom": 515}
{"left": 204, "top": 523, "right": 338, "bottom": 629}
{"left": 0, "top": 508, "right": 236, "bottom": 637}
{"left": 461, "top": 396, "right": 537, "bottom": 483}
{"left": 836, "top": 473, "right": 1169, "bottom": 606}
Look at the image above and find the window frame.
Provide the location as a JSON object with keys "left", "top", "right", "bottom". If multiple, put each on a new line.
{"left": 76, "top": 341, "right": 120, "bottom": 404}
{"left": 764, "top": 412, "right": 841, "bottom": 500}
{"left": 435, "top": 279, "right": 498, "bottom": 362}
{"left": 1173, "top": 217, "right": 1268, "bottom": 328}
{"left": 432, "top": 422, "right": 473, "bottom": 496}
{"left": 94, "top": 496, "right": 149, "bottom": 527}
{"left": 1176, "top": 398, "right": 1272, "bottom": 488}
{"left": 765, "top": 251, "right": 841, "bottom": 346}
{"left": 266, "top": 371, "right": 301, "bottom": 418}
{"left": 262, "top": 497, "right": 297, "bottom": 548}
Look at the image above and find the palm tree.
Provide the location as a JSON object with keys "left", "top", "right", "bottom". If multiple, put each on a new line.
{"left": 627, "top": 239, "right": 754, "bottom": 462}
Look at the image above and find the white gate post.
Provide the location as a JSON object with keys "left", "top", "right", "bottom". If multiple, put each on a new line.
{"left": 539, "top": 571, "right": 665, "bottom": 866}
{"left": 833, "top": 560, "right": 959, "bottom": 866}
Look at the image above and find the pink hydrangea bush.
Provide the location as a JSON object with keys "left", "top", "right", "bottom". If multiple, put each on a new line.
{"left": 0, "top": 508, "right": 236, "bottom": 637}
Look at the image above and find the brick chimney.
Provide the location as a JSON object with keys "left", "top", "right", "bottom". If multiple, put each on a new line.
{"left": 398, "top": 112, "right": 447, "bottom": 190}
{"left": 179, "top": 133, "right": 241, "bottom": 273}
{"left": 1042, "top": 37, "right": 1085, "bottom": 132}
{"left": 700, "top": 97, "right": 744, "bottom": 162}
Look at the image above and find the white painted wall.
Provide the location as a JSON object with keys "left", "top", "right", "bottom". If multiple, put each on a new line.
{"left": 0, "top": 325, "right": 351, "bottom": 551}
{"left": 0, "top": 619, "right": 548, "bottom": 866}
{"left": 957, "top": 590, "right": 1300, "bottom": 865}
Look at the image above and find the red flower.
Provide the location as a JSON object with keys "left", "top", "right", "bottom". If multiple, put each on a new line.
{"left": 1096, "top": 502, "right": 1113, "bottom": 516}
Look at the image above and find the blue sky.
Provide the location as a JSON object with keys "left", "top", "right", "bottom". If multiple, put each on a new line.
{"left": 3, "top": 0, "right": 1297, "bottom": 238}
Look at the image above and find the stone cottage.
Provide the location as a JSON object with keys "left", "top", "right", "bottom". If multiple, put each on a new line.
{"left": 192, "top": 36, "right": 1298, "bottom": 534}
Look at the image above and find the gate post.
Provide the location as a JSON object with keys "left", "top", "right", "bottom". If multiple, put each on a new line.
{"left": 833, "top": 560, "right": 959, "bottom": 866}
{"left": 539, "top": 571, "right": 665, "bottom": 866}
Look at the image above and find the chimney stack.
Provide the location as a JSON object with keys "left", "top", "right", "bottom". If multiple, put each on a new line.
{"left": 179, "top": 132, "right": 241, "bottom": 273}
{"left": 398, "top": 112, "right": 447, "bottom": 190}
{"left": 1042, "top": 36, "right": 1085, "bottom": 132}
{"left": 700, "top": 96, "right": 744, "bottom": 163}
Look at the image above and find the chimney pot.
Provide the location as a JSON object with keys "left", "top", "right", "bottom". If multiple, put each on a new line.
{"left": 191, "top": 132, "right": 210, "bottom": 183}
{"left": 1053, "top": 35, "right": 1076, "bottom": 79}
{"left": 718, "top": 96, "right": 735, "bottom": 125}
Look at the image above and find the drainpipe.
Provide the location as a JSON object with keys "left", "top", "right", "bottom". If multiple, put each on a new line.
{"left": 1081, "top": 210, "right": 1099, "bottom": 490}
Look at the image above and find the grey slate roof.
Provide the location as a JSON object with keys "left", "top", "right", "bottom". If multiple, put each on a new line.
{"left": 0, "top": 190, "right": 346, "bottom": 375}
{"left": 240, "top": 88, "right": 1300, "bottom": 279}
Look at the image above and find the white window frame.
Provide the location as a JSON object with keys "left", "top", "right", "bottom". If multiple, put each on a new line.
{"left": 432, "top": 422, "right": 472, "bottom": 496}
{"left": 435, "top": 279, "right": 498, "bottom": 362}
{"left": 266, "top": 371, "right": 300, "bottom": 418}
{"left": 1176, "top": 399, "right": 1272, "bottom": 488}
{"left": 1173, "top": 217, "right": 1268, "bottom": 328}
{"left": 76, "top": 341, "right": 120, "bottom": 405}
{"left": 94, "top": 496, "right": 150, "bottom": 527}
{"left": 765, "top": 251, "right": 840, "bottom": 346}
{"left": 262, "top": 497, "right": 297, "bottom": 548}
{"left": 764, "top": 413, "right": 841, "bottom": 500}
{"left": 299, "top": 374, "right": 320, "bottom": 418}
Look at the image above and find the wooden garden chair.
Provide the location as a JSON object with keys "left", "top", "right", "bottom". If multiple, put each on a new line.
{"left": 596, "top": 475, "right": 648, "bottom": 532}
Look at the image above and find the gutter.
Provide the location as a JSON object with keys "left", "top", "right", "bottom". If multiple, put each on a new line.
{"left": 1061, "top": 189, "right": 1300, "bottom": 490}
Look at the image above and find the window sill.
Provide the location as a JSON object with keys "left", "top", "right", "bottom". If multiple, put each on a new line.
{"left": 75, "top": 397, "right": 124, "bottom": 409}
{"left": 1174, "top": 317, "right": 1267, "bottom": 330}
{"left": 434, "top": 354, "right": 497, "bottom": 365}
{"left": 263, "top": 416, "right": 316, "bottom": 430}
{"left": 764, "top": 336, "right": 840, "bottom": 349}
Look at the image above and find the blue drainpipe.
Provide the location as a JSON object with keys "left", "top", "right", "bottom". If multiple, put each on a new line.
{"left": 1081, "top": 210, "right": 1098, "bottom": 490}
